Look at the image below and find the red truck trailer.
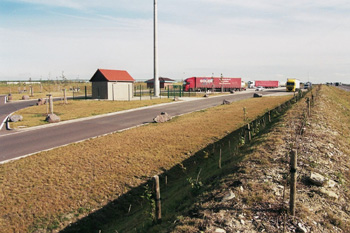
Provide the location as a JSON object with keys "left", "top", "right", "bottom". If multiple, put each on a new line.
{"left": 255, "top": 80, "right": 279, "bottom": 88}
{"left": 183, "top": 77, "right": 243, "bottom": 92}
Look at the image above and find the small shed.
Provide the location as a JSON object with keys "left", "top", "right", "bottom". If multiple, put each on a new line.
{"left": 145, "top": 77, "right": 175, "bottom": 89}
{"left": 90, "top": 69, "right": 135, "bottom": 101}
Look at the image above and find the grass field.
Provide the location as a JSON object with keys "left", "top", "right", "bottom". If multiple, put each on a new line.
{"left": 10, "top": 98, "right": 173, "bottom": 128}
{"left": 10, "top": 92, "right": 249, "bottom": 129}
{"left": 0, "top": 95, "right": 292, "bottom": 232}
{"left": 0, "top": 82, "right": 91, "bottom": 100}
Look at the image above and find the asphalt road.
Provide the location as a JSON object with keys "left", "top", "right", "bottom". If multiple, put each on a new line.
{"left": 338, "top": 85, "right": 350, "bottom": 92}
{"left": 0, "top": 89, "right": 285, "bottom": 163}
{"left": 0, "top": 99, "right": 38, "bottom": 130}
{"left": 0, "top": 96, "right": 87, "bottom": 131}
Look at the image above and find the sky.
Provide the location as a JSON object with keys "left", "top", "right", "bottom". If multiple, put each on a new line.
{"left": 0, "top": 0, "right": 350, "bottom": 83}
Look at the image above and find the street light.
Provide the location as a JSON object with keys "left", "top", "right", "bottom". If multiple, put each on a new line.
{"left": 154, "top": 0, "right": 160, "bottom": 97}
{"left": 221, "top": 73, "right": 223, "bottom": 93}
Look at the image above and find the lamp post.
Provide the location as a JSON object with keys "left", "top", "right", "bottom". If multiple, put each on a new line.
{"left": 154, "top": 0, "right": 160, "bottom": 97}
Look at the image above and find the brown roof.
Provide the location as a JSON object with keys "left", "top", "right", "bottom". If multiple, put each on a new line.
{"left": 90, "top": 69, "right": 135, "bottom": 82}
{"left": 145, "top": 77, "right": 175, "bottom": 83}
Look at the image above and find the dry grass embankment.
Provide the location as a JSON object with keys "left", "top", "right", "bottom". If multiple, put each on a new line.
{"left": 172, "top": 85, "right": 350, "bottom": 232}
{"left": 10, "top": 98, "right": 172, "bottom": 128}
{"left": 0, "top": 95, "right": 291, "bottom": 232}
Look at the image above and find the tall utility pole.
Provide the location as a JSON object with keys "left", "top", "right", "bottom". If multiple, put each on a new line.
{"left": 154, "top": 0, "right": 160, "bottom": 97}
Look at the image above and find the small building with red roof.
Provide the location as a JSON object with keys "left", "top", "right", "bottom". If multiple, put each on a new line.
{"left": 145, "top": 77, "right": 175, "bottom": 89}
{"left": 90, "top": 69, "right": 135, "bottom": 101}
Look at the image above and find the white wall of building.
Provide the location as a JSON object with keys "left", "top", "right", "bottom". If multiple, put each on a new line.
{"left": 108, "top": 82, "right": 133, "bottom": 101}
{"left": 92, "top": 81, "right": 133, "bottom": 100}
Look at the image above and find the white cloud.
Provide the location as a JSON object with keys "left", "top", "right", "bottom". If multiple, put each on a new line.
{"left": 17, "top": 0, "right": 83, "bottom": 9}
{"left": 1, "top": 0, "right": 350, "bottom": 83}
{"left": 14, "top": 0, "right": 152, "bottom": 13}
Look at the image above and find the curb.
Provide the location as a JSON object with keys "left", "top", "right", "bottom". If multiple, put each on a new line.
{"left": 0, "top": 91, "right": 251, "bottom": 134}
{"left": 6, "top": 118, "right": 11, "bottom": 130}
{"left": 0, "top": 113, "right": 13, "bottom": 131}
{"left": 6, "top": 95, "right": 230, "bottom": 133}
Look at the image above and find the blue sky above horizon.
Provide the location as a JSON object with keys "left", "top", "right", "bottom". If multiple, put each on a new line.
{"left": 1, "top": 0, "right": 350, "bottom": 83}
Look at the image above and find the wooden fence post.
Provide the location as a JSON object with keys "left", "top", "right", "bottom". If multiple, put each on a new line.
{"left": 63, "top": 89, "right": 67, "bottom": 104}
{"left": 50, "top": 95, "right": 53, "bottom": 114}
{"left": 153, "top": 175, "right": 162, "bottom": 223}
{"left": 140, "top": 85, "right": 142, "bottom": 101}
{"left": 47, "top": 94, "right": 53, "bottom": 114}
{"left": 46, "top": 96, "right": 48, "bottom": 114}
{"left": 229, "top": 140, "right": 231, "bottom": 156}
{"left": 247, "top": 123, "right": 251, "bottom": 141}
{"left": 262, "top": 117, "right": 266, "bottom": 128}
{"left": 30, "top": 86, "right": 34, "bottom": 97}
{"left": 219, "top": 147, "right": 222, "bottom": 169}
{"left": 242, "top": 128, "right": 246, "bottom": 145}
{"left": 243, "top": 107, "right": 247, "bottom": 121}
{"left": 306, "top": 97, "right": 311, "bottom": 117}
{"left": 290, "top": 150, "right": 297, "bottom": 216}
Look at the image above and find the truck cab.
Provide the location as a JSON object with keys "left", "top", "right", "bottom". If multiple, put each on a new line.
{"left": 248, "top": 81, "right": 255, "bottom": 88}
{"left": 183, "top": 77, "right": 195, "bottom": 91}
{"left": 286, "top": 79, "right": 300, "bottom": 92}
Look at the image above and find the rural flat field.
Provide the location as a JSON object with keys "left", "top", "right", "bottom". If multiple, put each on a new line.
{"left": 0, "top": 94, "right": 293, "bottom": 232}
{"left": 0, "top": 82, "right": 91, "bottom": 101}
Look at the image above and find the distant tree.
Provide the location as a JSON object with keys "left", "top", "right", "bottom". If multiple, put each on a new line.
{"left": 61, "top": 71, "right": 68, "bottom": 87}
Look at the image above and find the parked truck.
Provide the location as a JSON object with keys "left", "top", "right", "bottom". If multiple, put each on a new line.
{"left": 183, "top": 77, "right": 243, "bottom": 92}
{"left": 248, "top": 81, "right": 255, "bottom": 88}
{"left": 286, "top": 79, "right": 300, "bottom": 92}
{"left": 254, "top": 80, "right": 279, "bottom": 88}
